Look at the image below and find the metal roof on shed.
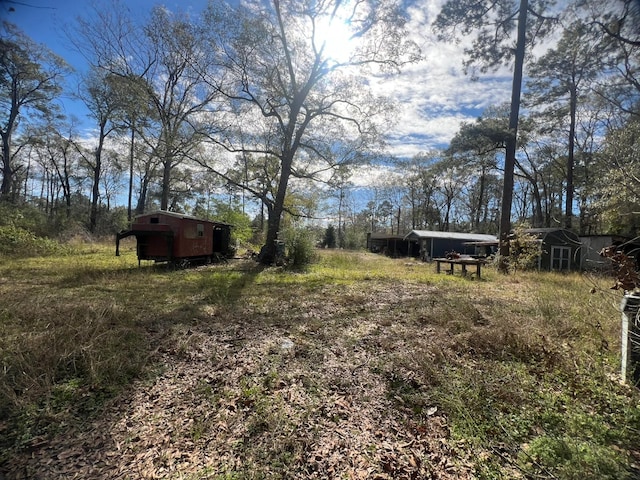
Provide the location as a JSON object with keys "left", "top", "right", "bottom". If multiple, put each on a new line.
{"left": 136, "top": 210, "right": 233, "bottom": 226}
{"left": 369, "top": 233, "right": 405, "bottom": 240}
{"left": 404, "top": 230, "right": 497, "bottom": 242}
{"left": 524, "top": 228, "right": 580, "bottom": 245}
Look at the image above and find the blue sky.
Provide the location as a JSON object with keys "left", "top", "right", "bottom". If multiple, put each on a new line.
{"left": 1, "top": 0, "right": 515, "bottom": 168}
{"left": 1, "top": 0, "right": 212, "bottom": 123}
{"left": 1, "top": 0, "right": 208, "bottom": 49}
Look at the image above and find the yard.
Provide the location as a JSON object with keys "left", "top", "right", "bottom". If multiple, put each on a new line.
{"left": 0, "top": 247, "right": 638, "bottom": 479}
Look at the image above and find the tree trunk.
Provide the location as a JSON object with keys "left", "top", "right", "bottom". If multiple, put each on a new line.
{"left": 0, "top": 102, "right": 19, "bottom": 201}
{"left": 62, "top": 164, "right": 71, "bottom": 219}
{"left": 259, "top": 154, "right": 293, "bottom": 264}
{"left": 1, "top": 132, "right": 13, "bottom": 200}
{"left": 90, "top": 123, "right": 106, "bottom": 233}
{"left": 128, "top": 124, "right": 135, "bottom": 221}
{"left": 579, "top": 156, "right": 591, "bottom": 235}
{"left": 475, "top": 166, "right": 486, "bottom": 229}
{"left": 411, "top": 190, "right": 417, "bottom": 229}
{"left": 443, "top": 201, "right": 451, "bottom": 232}
{"left": 498, "top": 0, "right": 528, "bottom": 272}
{"left": 161, "top": 157, "right": 171, "bottom": 211}
{"left": 22, "top": 150, "right": 31, "bottom": 201}
{"left": 40, "top": 171, "right": 46, "bottom": 213}
{"left": 136, "top": 161, "right": 154, "bottom": 215}
{"left": 338, "top": 188, "right": 344, "bottom": 248}
{"left": 533, "top": 187, "right": 543, "bottom": 227}
{"left": 565, "top": 87, "right": 577, "bottom": 230}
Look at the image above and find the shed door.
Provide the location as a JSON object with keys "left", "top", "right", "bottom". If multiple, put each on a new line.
{"left": 551, "top": 246, "right": 571, "bottom": 271}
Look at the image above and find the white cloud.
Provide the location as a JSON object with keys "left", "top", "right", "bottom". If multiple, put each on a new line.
{"left": 375, "top": 0, "right": 519, "bottom": 158}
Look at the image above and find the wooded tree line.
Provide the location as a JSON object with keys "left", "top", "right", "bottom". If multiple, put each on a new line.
{"left": 1, "top": 0, "right": 638, "bottom": 258}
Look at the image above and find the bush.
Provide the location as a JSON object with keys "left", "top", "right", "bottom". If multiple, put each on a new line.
{"left": 94, "top": 207, "right": 130, "bottom": 237}
{"left": 0, "top": 201, "right": 48, "bottom": 236}
{"left": 509, "top": 224, "right": 542, "bottom": 271}
{"left": 344, "top": 229, "right": 367, "bottom": 250}
{"left": 0, "top": 225, "right": 69, "bottom": 258}
{"left": 284, "top": 227, "right": 317, "bottom": 268}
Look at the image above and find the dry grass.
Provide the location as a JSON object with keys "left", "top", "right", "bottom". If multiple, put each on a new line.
{"left": 0, "top": 247, "right": 638, "bottom": 479}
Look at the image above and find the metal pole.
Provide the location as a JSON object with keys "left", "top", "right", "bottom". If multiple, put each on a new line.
{"left": 620, "top": 293, "right": 640, "bottom": 385}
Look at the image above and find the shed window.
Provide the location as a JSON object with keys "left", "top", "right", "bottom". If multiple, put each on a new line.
{"left": 197, "top": 223, "right": 204, "bottom": 237}
{"left": 551, "top": 246, "right": 571, "bottom": 271}
{"left": 150, "top": 217, "right": 159, "bottom": 224}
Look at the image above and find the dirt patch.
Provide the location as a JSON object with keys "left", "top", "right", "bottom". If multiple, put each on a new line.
{"left": 4, "top": 280, "right": 481, "bottom": 479}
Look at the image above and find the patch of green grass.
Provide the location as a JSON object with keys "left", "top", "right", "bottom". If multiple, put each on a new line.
{"left": 192, "top": 270, "right": 257, "bottom": 304}
{"left": 521, "top": 436, "right": 628, "bottom": 480}
{"left": 414, "top": 356, "right": 639, "bottom": 479}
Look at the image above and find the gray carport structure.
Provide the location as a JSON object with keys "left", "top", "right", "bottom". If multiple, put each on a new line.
{"left": 403, "top": 230, "right": 498, "bottom": 261}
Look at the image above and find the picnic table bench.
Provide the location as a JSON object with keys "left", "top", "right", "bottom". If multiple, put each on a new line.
{"left": 433, "top": 257, "right": 486, "bottom": 279}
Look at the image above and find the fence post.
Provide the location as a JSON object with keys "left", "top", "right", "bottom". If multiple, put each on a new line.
{"left": 620, "top": 292, "right": 640, "bottom": 385}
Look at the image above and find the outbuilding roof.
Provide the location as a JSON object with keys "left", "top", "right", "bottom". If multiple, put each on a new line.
{"left": 404, "top": 230, "right": 497, "bottom": 242}
{"left": 137, "top": 210, "right": 233, "bottom": 227}
{"left": 524, "top": 228, "right": 581, "bottom": 245}
{"left": 368, "top": 232, "right": 405, "bottom": 240}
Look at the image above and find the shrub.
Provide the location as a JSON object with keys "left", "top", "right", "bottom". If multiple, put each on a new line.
{"left": 0, "top": 225, "right": 70, "bottom": 258}
{"left": 0, "top": 201, "right": 48, "bottom": 235}
{"left": 509, "top": 224, "right": 542, "bottom": 271}
{"left": 284, "top": 227, "right": 317, "bottom": 268}
{"left": 344, "top": 229, "right": 367, "bottom": 250}
{"left": 94, "top": 206, "right": 130, "bottom": 237}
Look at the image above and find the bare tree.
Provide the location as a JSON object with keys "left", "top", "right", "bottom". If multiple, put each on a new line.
{"left": 106, "top": 74, "right": 156, "bottom": 220}
{"left": 527, "top": 21, "right": 605, "bottom": 230}
{"left": 40, "top": 120, "right": 82, "bottom": 219}
{"left": 199, "top": 0, "right": 420, "bottom": 264}
{"left": 142, "top": 6, "right": 222, "bottom": 211}
{"left": 71, "top": 2, "right": 221, "bottom": 213}
{"left": 75, "top": 68, "right": 122, "bottom": 232}
{"left": 0, "top": 21, "right": 70, "bottom": 201}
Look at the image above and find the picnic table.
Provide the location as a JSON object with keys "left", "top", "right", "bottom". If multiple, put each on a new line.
{"left": 433, "top": 257, "right": 486, "bottom": 279}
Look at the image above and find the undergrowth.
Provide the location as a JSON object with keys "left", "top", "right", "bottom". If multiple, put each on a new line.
{"left": 0, "top": 225, "right": 71, "bottom": 258}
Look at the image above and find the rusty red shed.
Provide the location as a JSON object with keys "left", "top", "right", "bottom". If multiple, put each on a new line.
{"left": 116, "top": 210, "right": 232, "bottom": 265}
